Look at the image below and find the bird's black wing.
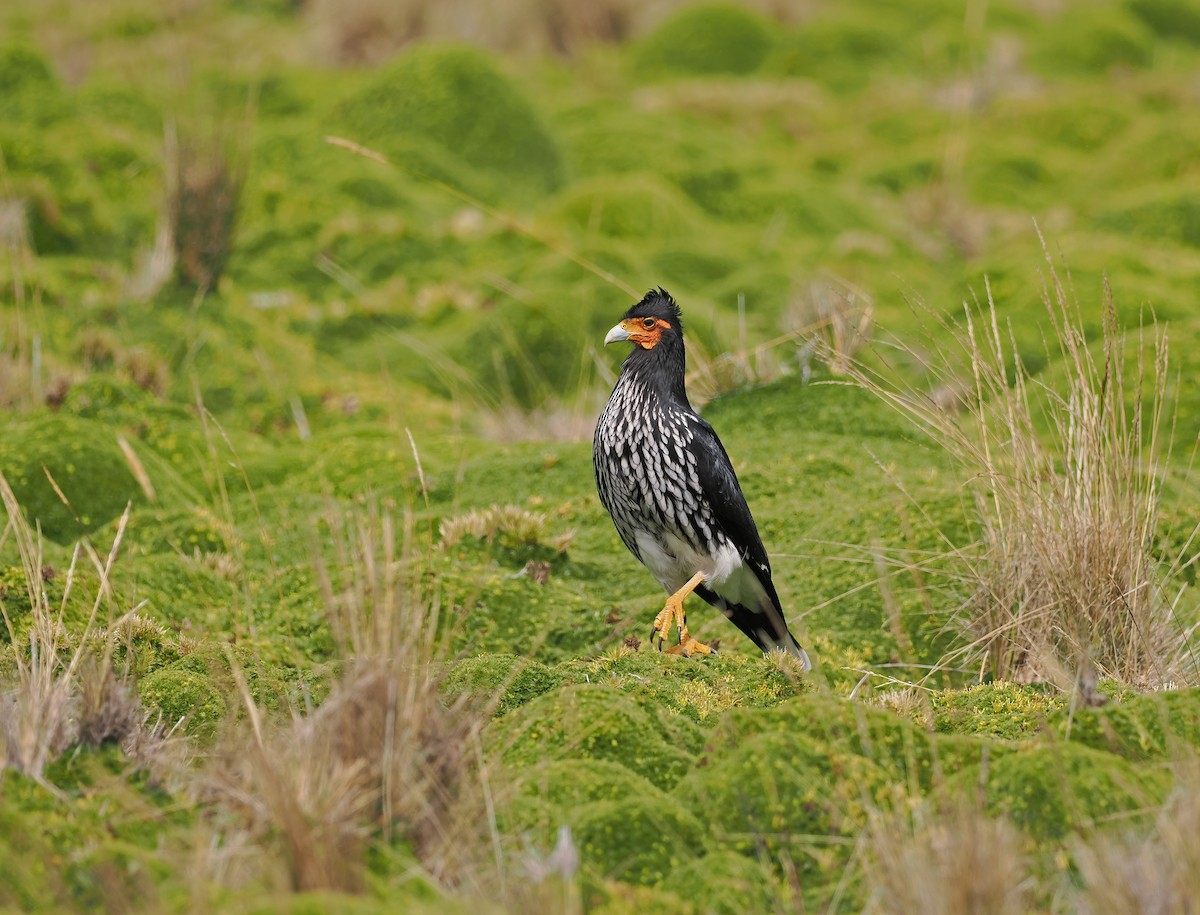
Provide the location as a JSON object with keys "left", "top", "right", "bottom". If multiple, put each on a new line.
{"left": 686, "top": 415, "right": 805, "bottom": 655}
{"left": 685, "top": 414, "right": 779, "bottom": 601}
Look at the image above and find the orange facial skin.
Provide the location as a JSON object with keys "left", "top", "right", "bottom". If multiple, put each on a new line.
{"left": 617, "top": 316, "right": 672, "bottom": 350}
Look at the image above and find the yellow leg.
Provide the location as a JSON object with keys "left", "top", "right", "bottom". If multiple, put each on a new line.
{"left": 650, "top": 571, "right": 715, "bottom": 657}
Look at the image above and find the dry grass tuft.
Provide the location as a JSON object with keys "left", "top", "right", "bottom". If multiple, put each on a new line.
{"left": 845, "top": 244, "right": 1195, "bottom": 688}
{"left": 306, "top": 0, "right": 640, "bottom": 63}
{"left": 165, "top": 119, "right": 247, "bottom": 294}
{"left": 863, "top": 802, "right": 1030, "bottom": 915}
{"left": 0, "top": 476, "right": 168, "bottom": 781}
{"left": 1074, "top": 764, "right": 1200, "bottom": 914}
{"left": 201, "top": 504, "right": 496, "bottom": 895}
{"left": 439, "top": 504, "right": 559, "bottom": 551}
{"left": 75, "top": 327, "right": 170, "bottom": 395}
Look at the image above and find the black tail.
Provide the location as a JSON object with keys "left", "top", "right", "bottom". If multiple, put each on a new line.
{"left": 696, "top": 586, "right": 813, "bottom": 670}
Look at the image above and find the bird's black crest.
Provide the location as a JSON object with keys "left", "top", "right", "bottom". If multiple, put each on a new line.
{"left": 624, "top": 287, "right": 682, "bottom": 330}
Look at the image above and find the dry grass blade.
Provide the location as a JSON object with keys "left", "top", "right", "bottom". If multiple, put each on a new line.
{"left": 165, "top": 118, "right": 249, "bottom": 294}
{"left": 840, "top": 243, "right": 1197, "bottom": 689}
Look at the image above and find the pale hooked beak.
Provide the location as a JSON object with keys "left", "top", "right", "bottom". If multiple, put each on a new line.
{"left": 604, "top": 323, "right": 631, "bottom": 345}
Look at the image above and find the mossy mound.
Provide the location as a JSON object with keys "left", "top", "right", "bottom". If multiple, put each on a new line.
{"left": 547, "top": 174, "right": 707, "bottom": 241}
{"left": 554, "top": 648, "right": 810, "bottom": 725}
{"left": 101, "top": 614, "right": 187, "bottom": 679}
{"left": 337, "top": 45, "right": 562, "bottom": 202}
{"left": 665, "top": 850, "right": 785, "bottom": 915}
{"left": 489, "top": 685, "right": 694, "bottom": 789}
{"left": 574, "top": 799, "right": 706, "bottom": 886}
{"left": 138, "top": 664, "right": 228, "bottom": 736}
{"left": 634, "top": 5, "right": 775, "bottom": 77}
{"left": 1030, "top": 6, "right": 1154, "bottom": 75}
{"left": 932, "top": 682, "right": 1064, "bottom": 740}
{"left": 768, "top": 15, "right": 905, "bottom": 90}
{"left": 0, "top": 125, "right": 130, "bottom": 257}
{"left": 1129, "top": 0, "right": 1200, "bottom": 43}
{"left": 440, "top": 559, "right": 611, "bottom": 662}
{"left": 701, "top": 375, "right": 924, "bottom": 444}
{"left": 1100, "top": 189, "right": 1200, "bottom": 250}
{"left": 442, "top": 653, "right": 562, "bottom": 716}
{"left": 512, "top": 757, "right": 662, "bottom": 815}
{"left": 502, "top": 757, "right": 703, "bottom": 887}
{"left": 0, "top": 563, "right": 90, "bottom": 644}
{"left": 1057, "top": 689, "right": 1200, "bottom": 761}
{"left": 0, "top": 413, "right": 146, "bottom": 542}
{"left": 683, "top": 695, "right": 982, "bottom": 865}
{"left": 285, "top": 429, "right": 413, "bottom": 499}
{"left": 0, "top": 43, "right": 73, "bottom": 125}
{"left": 967, "top": 741, "right": 1172, "bottom": 839}
{"left": 119, "top": 552, "right": 239, "bottom": 634}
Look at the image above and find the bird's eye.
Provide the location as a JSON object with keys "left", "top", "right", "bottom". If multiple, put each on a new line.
{"left": 641, "top": 317, "right": 656, "bottom": 330}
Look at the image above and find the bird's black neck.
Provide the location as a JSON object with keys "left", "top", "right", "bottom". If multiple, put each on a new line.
{"left": 621, "top": 335, "right": 690, "bottom": 409}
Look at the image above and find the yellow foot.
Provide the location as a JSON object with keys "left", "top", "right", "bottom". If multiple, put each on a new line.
{"left": 664, "top": 635, "right": 715, "bottom": 658}
{"left": 649, "top": 571, "right": 711, "bottom": 657}
{"left": 650, "top": 599, "right": 685, "bottom": 651}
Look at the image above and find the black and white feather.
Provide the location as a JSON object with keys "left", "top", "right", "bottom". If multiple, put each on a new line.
{"left": 593, "top": 288, "right": 812, "bottom": 666}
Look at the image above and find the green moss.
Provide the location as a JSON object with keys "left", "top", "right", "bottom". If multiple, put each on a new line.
{"left": 683, "top": 695, "right": 983, "bottom": 868}
{"left": 0, "top": 565, "right": 48, "bottom": 643}
{"left": 870, "top": 157, "right": 937, "bottom": 194}
{"left": 768, "top": 17, "right": 902, "bottom": 90}
{"left": 441, "top": 564, "right": 610, "bottom": 661}
{"left": 0, "top": 801, "right": 55, "bottom": 910}
{"left": 138, "top": 665, "right": 228, "bottom": 736}
{"left": 0, "top": 413, "right": 146, "bottom": 542}
{"left": 554, "top": 649, "right": 809, "bottom": 726}
{"left": 1030, "top": 7, "right": 1154, "bottom": 74}
{"left": 337, "top": 45, "right": 562, "bottom": 202}
{"left": 574, "top": 799, "right": 705, "bottom": 886}
{"left": 131, "top": 505, "right": 230, "bottom": 555}
{"left": 932, "top": 682, "right": 1064, "bottom": 740}
{"left": 1129, "top": 0, "right": 1200, "bottom": 42}
{"left": 1, "top": 752, "right": 189, "bottom": 911}
{"left": 0, "top": 127, "right": 127, "bottom": 256}
{"left": 234, "top": 891, "right": 458, "bottom": 914}
{"left": 442, "top": 653, "right": 562, "bottom": 715}
{"left": 502, "top": 757, "right": 702, "bottom": 887}
{"left": 0, "top": 43, "right": 72, "bottom": 125}
{"left": 445, "top": 296, "right": 607, "bottom": 410}
{"left": 652, "top": 244, "right": 739, "bottom": 287}
{"left": 968, "top": 741, "right": 1171, "bottom": 839}
{"left": 1100, "top": 190, "right": 1200, "bottom": 249}
{"left": 634, "top": 4, "right": 775, "bottom": 77}
{"left": 665, "top": 850, "right": 785, "bottom": 915}
{"left": 1058, "top": 689, "right": 1200, "bottom": 761}
{"left": 284, "top": 429, "right": 413, "bottom": 498}
{"left": 120, "top": 553, "right": 238, "bottom": 632}
{"left": 318, "top": 216, "right": 461, "bottom": 288}
{"left": 514, "top": 758, "right": 660, "bottom": 814}
{"left": 548, "top": 174, "right": 707, "bottom": 241}
{"left": 489, "top": 685, "right": 694, "bottom": 789}
{"left": 701, "top": 375, "right": 924, "bottom": 443}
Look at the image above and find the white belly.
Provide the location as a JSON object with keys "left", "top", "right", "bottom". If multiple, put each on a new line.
{"left": 633, "top": 530, "right": 771, "bottom": 612}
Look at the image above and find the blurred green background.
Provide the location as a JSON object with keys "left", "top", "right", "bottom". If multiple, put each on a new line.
{"left": 4, "top": 0, "right": 1200, "bottom": 436}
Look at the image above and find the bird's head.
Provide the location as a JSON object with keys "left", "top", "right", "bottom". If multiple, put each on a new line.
{"left": 604, "top": 288, "right": 683, "bottom": 351}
